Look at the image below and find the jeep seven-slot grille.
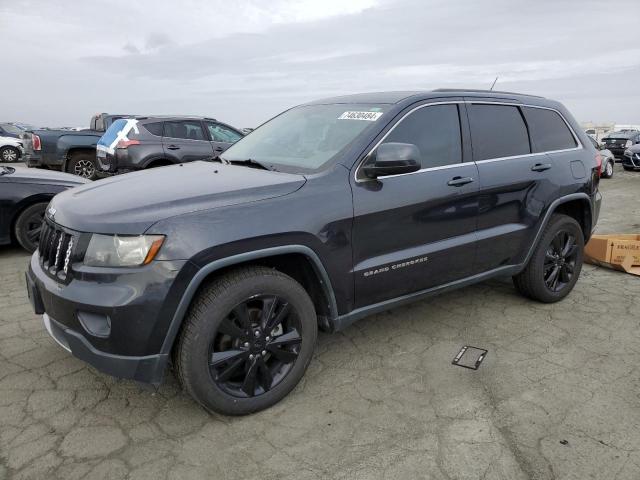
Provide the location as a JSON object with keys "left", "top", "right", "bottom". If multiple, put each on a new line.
{"left": 38, "top": 220, "right": 76, "bottom": 281}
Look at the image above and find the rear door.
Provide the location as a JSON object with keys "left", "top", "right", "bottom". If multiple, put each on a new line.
{"left": 204, "top": 121, "right": 244, "bottom": 155}
{"left": 162, "top": 120, "right": 214, "bottom": 163}
{"left": 466, "top": 101, "right": 576, "bottom": 274}
{"left": 351, "top": 101, "right": 479, "bottom": 308}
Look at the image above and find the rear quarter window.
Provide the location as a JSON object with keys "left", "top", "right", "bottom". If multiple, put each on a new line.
{"left": 144, "top": 122, "right": 164, "bottom": 136}
{"left": 522, "top": 107, "right": 577, "bottom": 152}
{"left": 468, "top": 104, "right": 531, "bottom": 160}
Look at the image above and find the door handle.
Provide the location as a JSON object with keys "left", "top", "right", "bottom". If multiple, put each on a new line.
{"left": 531, "top": 163, "right": 552, "bottom": 172}
{"left": 447, "top": 176, "right": 474, "bottom": 187}
{"left": 166, "top": 145, "right": 180, "bottom": 150}
{"left": 214, "top": 146, "right": 224, "bottom": 152}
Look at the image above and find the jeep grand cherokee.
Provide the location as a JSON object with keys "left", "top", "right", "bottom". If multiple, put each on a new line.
{"left": 26, "top": 89, "right": 602, "bottom": 415}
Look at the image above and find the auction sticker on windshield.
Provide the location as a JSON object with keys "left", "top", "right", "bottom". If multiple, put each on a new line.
{"left": 338, "top": 111, "right": 383, "bottom": 121}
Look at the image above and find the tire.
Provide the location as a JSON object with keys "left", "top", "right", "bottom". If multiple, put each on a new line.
{"left": 1, "top": 146, "right": 20, "bottom": 163}
{"left": 14, "top": 202, "right": 47, "bottom": 253}
{"left": 513, "top": 214, "right": 584, "bottom": 303}
{"left": 623, "top": 166, "right": 635, "bottom": 172}
{"left": 175, "top": 266, "right": 317, "bottom": 416}
{"left": 67, "top": 152, "right": 98, "bottom": 180}
{"left": 602, "top": 160, "right": 614, "bottom": 178}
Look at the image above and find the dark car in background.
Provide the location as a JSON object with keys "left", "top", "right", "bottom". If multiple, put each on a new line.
{"left": 96, "top": 116, "right": 244, "bottom": 175}
{"left": 623, "top": 145, "right": 640, "bottom": 171}
{"left": 27, "top": 89, "right": 601, "bottom": 415}
{"left": 22, "top": 113, "right": 132, "bottom": 180}
{"left": 0, "top": 122, "right": 36, "bottom": 139}
{"left": 0, "top": 166, "right": 88, "bottom": 252}
{"left": 601, "top": 130, "right": 640, "bottom": 159}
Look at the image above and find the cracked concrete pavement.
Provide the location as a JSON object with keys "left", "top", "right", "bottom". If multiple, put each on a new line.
{"left": 1, "top": 163, "right": 639, "bottom": 479}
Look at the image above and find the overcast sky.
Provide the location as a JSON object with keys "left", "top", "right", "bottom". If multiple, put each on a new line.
{"left": 1, "top": 0, "right": 639, "bottom": 128}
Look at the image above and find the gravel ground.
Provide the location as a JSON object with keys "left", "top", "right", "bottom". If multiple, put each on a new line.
{"left": 1, "top": 162, "right": 639, "bottom": 480}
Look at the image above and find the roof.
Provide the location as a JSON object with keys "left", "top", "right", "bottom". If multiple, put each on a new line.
{"left": 306, "top": 88, "right": 547, "bottom": 105}
{"left": 133, "top": 115, "right": 217, "bottom": 122}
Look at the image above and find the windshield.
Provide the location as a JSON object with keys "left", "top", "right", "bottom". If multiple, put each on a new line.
{"left": 221, "top": 104, "right": 390, "bottom": 172}
{"left": 1, "top": 124, "right": 23, "bottom": 135}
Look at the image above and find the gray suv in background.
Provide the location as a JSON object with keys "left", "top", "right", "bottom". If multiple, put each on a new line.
{"left": 96, "top": 116, "right": 244, "bottom": 174}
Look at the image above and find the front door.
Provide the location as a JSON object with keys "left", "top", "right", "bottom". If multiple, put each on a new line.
{"left": 351, "top": 102, "right": 479, "bottom": 308}
{"left": 162, "top": 120, "right": 214, "bottom": 163}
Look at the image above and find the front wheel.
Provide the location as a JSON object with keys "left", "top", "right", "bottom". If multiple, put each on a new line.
{"left": 14, "top": 202, "right": 47, "bottom": 253}
{"left": 513, "top": 214, "right": 584, "bottom": 303}
{"left": 602, "top": 160, "right": 614, "bottom": 178}
{"left": 174, "top": 266, "right": 317, "bottom": 415}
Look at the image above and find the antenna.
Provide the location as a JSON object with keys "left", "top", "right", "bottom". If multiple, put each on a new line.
{"left": 490, "top": 76, "right": 499, "bottom": 91}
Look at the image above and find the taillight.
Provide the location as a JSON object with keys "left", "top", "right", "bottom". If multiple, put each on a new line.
{"left": 595, "top": 153, "right": 602, "bottom": 176}
{"left": 32, "top": 134, "right": 41, "bottom": 151}
{"left": 116, "top": 139, "right": 140, "bottom": 149}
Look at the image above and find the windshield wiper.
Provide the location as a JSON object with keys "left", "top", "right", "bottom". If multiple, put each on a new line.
{"left": 0, "top": 166, "right": 15, "bottom": 176}
{"left": 228, "top": 158, "right": 274, "bottom": 171}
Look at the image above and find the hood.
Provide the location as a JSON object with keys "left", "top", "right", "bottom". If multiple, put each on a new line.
{"left": 626, "top": 144, "right": 640, "bottom": 154}
{"left": 2, "top": 166, "right": 89, "bottom": 187}
{"left": 49, "top": 161, "right": 306, "bottom": 234}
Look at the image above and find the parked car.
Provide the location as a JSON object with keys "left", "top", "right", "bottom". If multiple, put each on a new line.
{"left": 0, "top": 136, "right": 24, "bottom": 163}
{"left": 601, "top": 131, "right": 640, "bottom": 159}
{"left": 96, "top": 116, "right": 244, "bottom": 175}
{"left": 588, "top": 136, "right": 615, "bottom": 178}
{"left": 622, "top": 145, "right": 640, "bottom": 171}
{"left": 22, "top": 113, "right": 133, "bottom": 180}
{"left": 0, "top": 122, "right": 36, "bottom": 139}
{"left": 1, "top": 166, "right": 88, "bottom": 252}
{"left": 26, "top": 89, "right": 601, "bottom": 415}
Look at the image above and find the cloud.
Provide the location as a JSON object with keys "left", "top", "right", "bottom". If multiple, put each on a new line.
{"left": 1, "top": 0, "right": 639, "bottom": 127}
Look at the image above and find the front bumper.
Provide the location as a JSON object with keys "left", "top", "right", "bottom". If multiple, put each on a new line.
{"left": 27, "top": 252, "right": 189, "bottom": 384}
{"left": 622, "top": 152, "right": 640, "bottom": 170}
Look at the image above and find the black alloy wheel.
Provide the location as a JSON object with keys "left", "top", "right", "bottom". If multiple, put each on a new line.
{"left": 512, "top": 214, "right": 584, "bottom": 303}
{"left": 209, "top": 295, "right": 302, "bottom": 398}
{"left": 175, "top": 266, "right": 317, "bottom": 415}
{"left": 543, "top": 230, "right": 578, "bottom": 293}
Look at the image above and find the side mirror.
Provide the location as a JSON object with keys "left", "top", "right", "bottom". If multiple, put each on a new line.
{"left": 362, "top": 142, "right": 421, "bottom": 179}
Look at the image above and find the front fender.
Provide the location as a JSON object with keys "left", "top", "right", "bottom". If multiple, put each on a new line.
{"left": 157, "top": 245, "right": 338, "bottom": 357}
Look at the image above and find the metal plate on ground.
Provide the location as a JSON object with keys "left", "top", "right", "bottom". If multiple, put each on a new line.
{"left": 452, "top": 346, "right": 488, "bottom": 370}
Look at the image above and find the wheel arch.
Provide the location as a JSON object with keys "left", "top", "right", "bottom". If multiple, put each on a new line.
{"left": 160, "top": 245, "right": 339, "bottom": 357}
{"left": 521, "top": 193, "right": 593, "bottom": 269}
{"left": 9, "top": 194, "right": 53, "bottom": 241}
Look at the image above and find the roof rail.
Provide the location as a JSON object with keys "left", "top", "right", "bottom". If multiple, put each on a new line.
{"left": 432, "top": 88, "right": 544, "bottom": 98}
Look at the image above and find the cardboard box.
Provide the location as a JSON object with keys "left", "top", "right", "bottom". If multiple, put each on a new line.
{"left": 584, "top": 234, "right": 640, "bottom": 276}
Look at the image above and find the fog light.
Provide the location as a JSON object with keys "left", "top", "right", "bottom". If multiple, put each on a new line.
{"left": 77, "top": 311, "right": 111, "bottom": 338}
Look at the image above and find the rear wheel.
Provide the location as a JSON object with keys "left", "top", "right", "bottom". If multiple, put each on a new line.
{"left": 175, "top": 266, "right": 317, "bottom": 415}
{"left": 602, "top": 160, "right": 614, "bottom": 178}
{"left": 513, "top": 214, "right": 584, "bottom": 303}
{"left": 67, "top": 152, "right": 98, "bottom": 180}
{"left": 1, "top": 146, "right": 20, "bottom": 163}
{"left": 14, "top": 202, "right": 47, "bottom": 253}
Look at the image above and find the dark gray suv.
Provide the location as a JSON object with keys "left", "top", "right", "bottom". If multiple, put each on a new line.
{"left": 27, "top": 89, "right": 602, "bottom": 415}
{"left": 96, "top": 116, "right": 244, "bottom": 174}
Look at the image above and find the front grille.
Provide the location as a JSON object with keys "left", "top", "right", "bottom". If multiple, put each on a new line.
{"left": 38, "top": 220, "right": 79, "bottom": 282}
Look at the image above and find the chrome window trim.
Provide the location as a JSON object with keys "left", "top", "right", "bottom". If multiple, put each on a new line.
{"left": 354, "top": 100, "right": 584, "bottom": 183}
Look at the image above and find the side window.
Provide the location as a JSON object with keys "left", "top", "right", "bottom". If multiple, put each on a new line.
{"left": 206, "top": 122, "right": 243, "bottom": 143}
{"left": 468, "top": 104, "right": 530, "bottom": 160}
{"left": 164, "top": 121, "right": 206, "bottom": 140}
{"left": 144, "top": 122, "right": 164, "bottom": 136}
{"left": 379, "top": 104, "right": 462, "bottom": 169}
{"left": 522, "top": 107, "right": 577, "bottom": 152}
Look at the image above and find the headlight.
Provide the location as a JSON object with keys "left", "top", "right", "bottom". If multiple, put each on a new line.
{"left": 84, "top": 234, "right": 164, "bottom": 267}
{"left": 625, "top": 140, "right": 632, "bottom": 147}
